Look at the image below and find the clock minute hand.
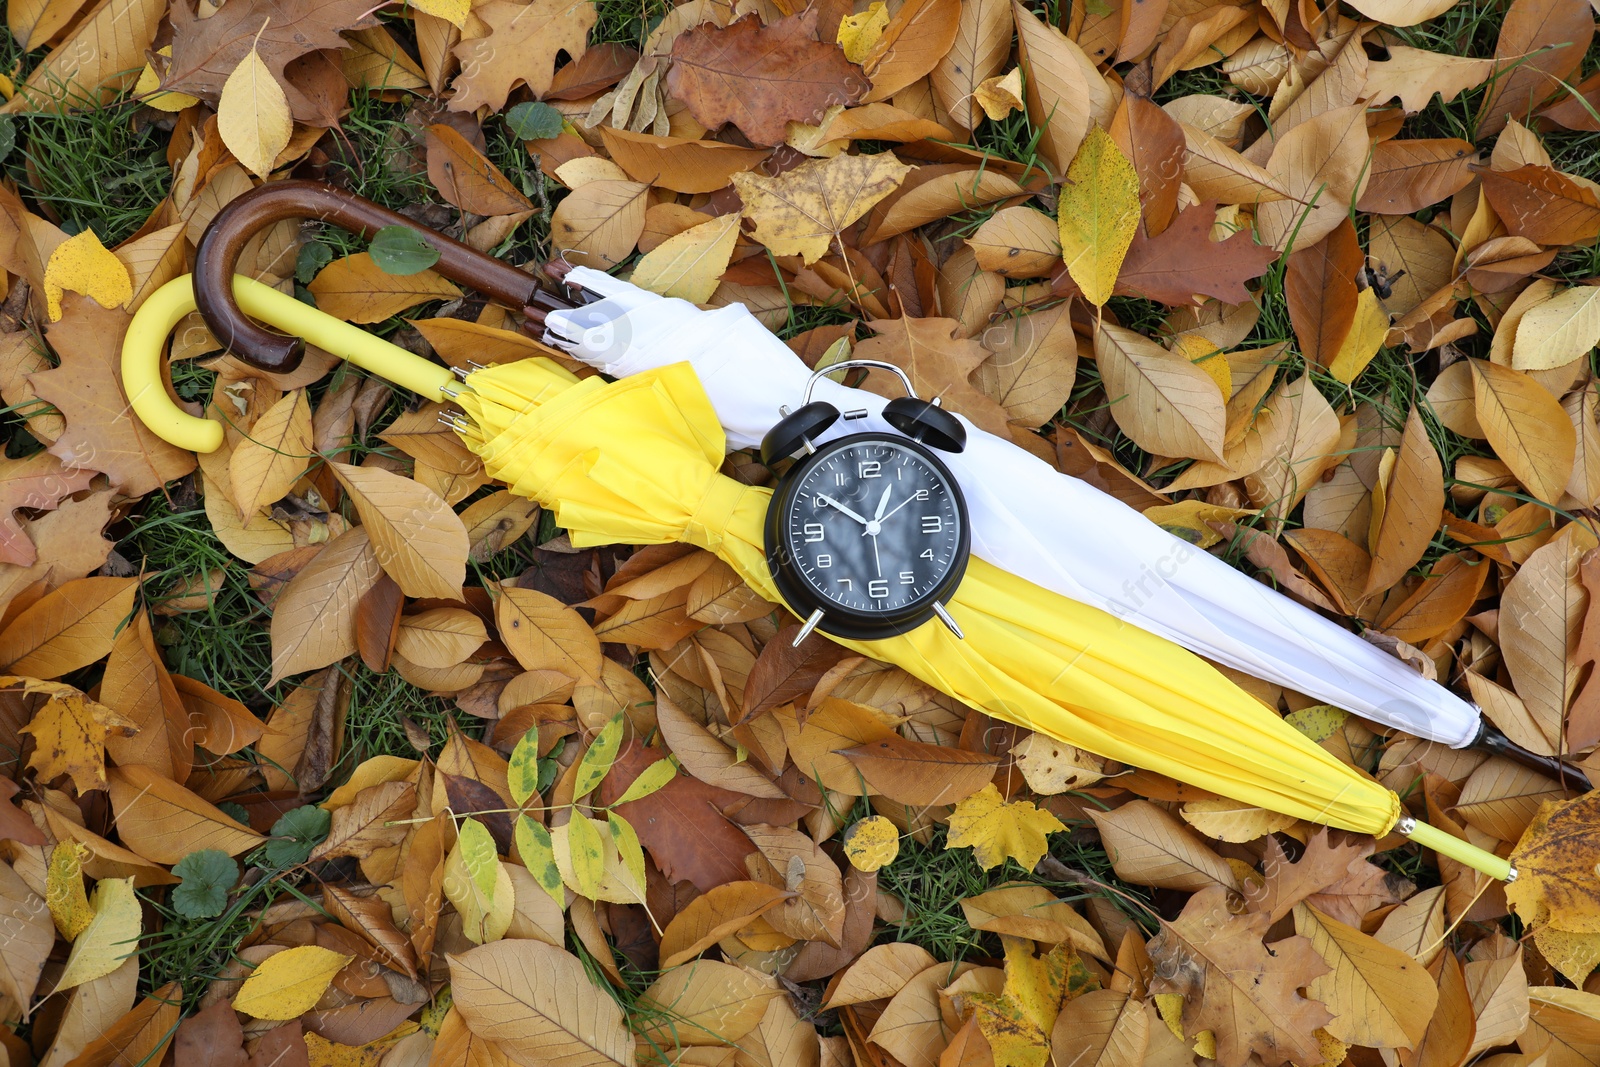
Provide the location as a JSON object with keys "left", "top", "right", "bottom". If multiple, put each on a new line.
{"left": 816, "top": 494, "right": 869, "bottom": 526}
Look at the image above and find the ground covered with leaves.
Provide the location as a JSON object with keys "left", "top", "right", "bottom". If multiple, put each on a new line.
{"left": 5, "top": 0, "right": 1600, "bottom": 1065}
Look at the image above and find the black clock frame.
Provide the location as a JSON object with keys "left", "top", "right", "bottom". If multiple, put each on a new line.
{"left": 765, "top": 431, "right": 971, "bottom": 641}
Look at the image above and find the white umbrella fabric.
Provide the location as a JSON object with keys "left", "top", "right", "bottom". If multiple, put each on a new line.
{"left": 543, "top": 266, "right": 1484, "bottom": 750}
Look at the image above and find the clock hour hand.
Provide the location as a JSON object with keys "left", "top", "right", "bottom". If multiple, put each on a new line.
{"left": 873, "top": 485, "right": 893, "bottom": 521}
{"left": 815, "top": 493, "right": 869, "bottom": 526}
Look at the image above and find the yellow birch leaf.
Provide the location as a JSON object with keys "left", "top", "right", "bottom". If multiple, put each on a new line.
{"left": 946, "top": 783, "right": 1067, "bottom": 870}
{"left": 732, "top": 153, "right": 912, "bottom": 264}
{"left": 842, "top": 816, "right": 900, "bottom": 872}
{"left": 42, "top": 229, "right": 132, "bottom": 321}
{"left": 217, "top": 46, "right": 292, "bottom": 180}
{"left": 48, "top": 841, "right": 94, "bottom": 941}
{"left": 1327, "top": 288, "right": 1389, "bottom": 384}
{"left": 229, "top": 389, "right": 312, "bottom": 521}
{"left": 1058, "top": 125, "right": 1141, "bottom": 307}
{"left": 410, "top": 0, "right": 471, "bottom": 27}
{"left": 329, "top": 461, "right": 468, "bottom": 600}
{"left": 629, "top": 213, "right": 741, "bottom": 304}
{"left": 234, "top": 945, "right": 353, "bottom": 1020}
{"left": 56, "top": 877, "right": 140, "bottom": 993}
{"left": 838, "top": 3, "right": 890, "bottom": 64}
{"left": 135, "top": 46, "right": 198, "bottom": 112}
{"left": 394, "top": 607, "right": 486, "bottom": 669}
{"left": 444, "top": 818, "right": 514, "bottom": 945}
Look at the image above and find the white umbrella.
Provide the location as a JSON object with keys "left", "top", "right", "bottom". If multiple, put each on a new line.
{"left": 542, "top": 266, "right": 1510, "bottom": 759}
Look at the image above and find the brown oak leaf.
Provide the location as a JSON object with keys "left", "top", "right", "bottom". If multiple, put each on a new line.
{"left": 1251, "top": 828, "right": 1403, "bottom": 927}
{"left": 1148, "top": 884, "right": 1332, "bottom": 1067}
{"left": 1055, "top": 201, "right": 1278, "bottom": 307}
{"left": 0, "top": 451, "right": 95, "bottom": 567}
{"left": 667, "top": 12, "right": 868, "bottom": 147}
{"left": 163, "top": 0, "right": 383, "bottom": 122}
{"left": 29, "top": 298, "right": 195, "bottom": 500}
{"left": 449, "top": 0, "right": 598, "bottom": 114}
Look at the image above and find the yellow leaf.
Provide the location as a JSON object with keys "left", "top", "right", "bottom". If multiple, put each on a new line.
{"left": 444, "top": 819, "right": 514, "bottom": 945}
{"left": 1171, "top": 334, "right": 1231, "bottom": 397}
{"left": 1469, "top": 358, "right": 1577, "bottom": 503}
{"left": 637, "top": 961, "right": 783, "bottom": 1046}
{"left": 657, "top": 881, "right": 792, "bottom": 969}
{"left": 267, "top": 527, "right": 382, "bottom": 683}
{"left": 1011, "top": 732, "right": 1105, "bottom": 794}
{"left": 1295, "top": 903, "right": 1438, "bottom": 1049}
{"left": 48, "top": 841, "right": 94, "bottom": 940}
{"left": 108, "top": 764, "right": 265, "bottom": 862}
{"left": 974, "top": 67, "right": 1025, "bottom": 121}
{"left": 566, "top": 813, "right": 606, "bottom": 899}
{"left": 629, "top": 213, "right": 741, "bottom": 304}
{"left": 329, "top": 461, "right": 469, "bottom": 600}
{"left": 134, "top": 46, "right": 198, "bottom": 112}
{"left": 449, "top": 939, "right": 633, "bottom": 1067}
{"left": 1512, "top": 284, "right": 1600, "bottom": 371}
{"left": 235, "top": 947, "right": 352, "bottom": 1021}
{"left": 1510, "top": 791, "right": 1600, "bottom": 934}
{"left": 1326, "top": 288, "right": 1389, "bottom": 384}
{"left": 410, "top": 0, "right": 472, "bottom": 27}
{"left": 838, "top": 2, "right": 890, "bottom": 64}
{"left": 229, "top": 389, "right": 313, "bottom": 521}
{"left": 732, "top": 153, "right": 912, "bottom": 265}
{"left": 1141, "top": 499, "right": 1255, "bottom": 550}
{"left": 842, "top": 815, "right": 900, "bottom": 872}
{"left": 965, "top": 938, "right": 1086, "bottom": 1067}
{"left": 1094, "top": 322, "right": 1226, "bottom": 463}
{"left": 307, "top": 253, "right": 462, "bottom": 323}
{"left": 946, "top": 783, "right": 1066, "bottom": 870}
{"left": 1058, "top": 125, "right": 1141, "bottom": 307}
{"left": 11, "top": 676, "right": 136, "bottom": 793}
{"left": 56, "top": 877, "right": 140, "bottom": 993}
{"left": 1179, "top": 799, "right": 1295, "bottom": 843}
{"left": 303, "top": 1025, "right": 419, "bottom": 1067}
{"left": 217, "top": 46, "right": 292, "bottom": 180}
{"left": 42, "top": 229, "right": 132, "bottom": 321}
{"left": 395, "top": 607, "right": 487, "bottom": 669}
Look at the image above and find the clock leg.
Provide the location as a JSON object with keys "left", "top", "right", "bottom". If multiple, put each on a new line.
{"left": 793, "top": 608, "right": 826, "bottom": 646}
{"left": 932, "top": 601, "right": 964, "bottom": 639}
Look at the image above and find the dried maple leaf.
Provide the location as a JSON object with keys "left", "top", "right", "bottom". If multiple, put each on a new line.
{"left": 1148, "top": 884, "right": 1332, "bottom": 1067}
{"left": 945, "top": 783, "right": 1066, "bottom": 870}
{"left": 667, "top": 12, "right": 868, "bottom": 147}
{"left": 1089, "top": 200, "right": 1277, "bottom": 306}
{"left": 0, "top": 452, "right": 95, "bottom": 567}
{"left": 449, "top": 0, "right": 598, "bottom": 113}
{"left": 8, "top": 677, "right": 135, "bottom": 795}
{"left": 1509, "top": 790, "right": 1600, "bottom": 932}
{"left": 731, "top": 152, "right": 912, "bottom": 265}
{"left": 28, "top": 298, "right": 195, "bottom": 499}
{"left": 163, "top": 0, "right": 383, "bottom": 122}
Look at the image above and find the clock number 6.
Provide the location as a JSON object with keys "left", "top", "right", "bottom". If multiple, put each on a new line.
{"left": 868, "top": 579, "right": 889, "bottom": 599}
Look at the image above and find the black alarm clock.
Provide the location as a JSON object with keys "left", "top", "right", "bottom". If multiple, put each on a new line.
{"left": 760, "top": 360, "right": 970, "bottom": 645}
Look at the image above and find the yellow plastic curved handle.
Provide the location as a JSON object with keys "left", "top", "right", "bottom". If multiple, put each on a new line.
{"left": 123, "top": 274, "right": 457, "bottom": 453}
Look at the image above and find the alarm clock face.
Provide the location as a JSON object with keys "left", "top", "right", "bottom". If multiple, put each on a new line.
{"left": 774, "top": 435, "right": 966, "bottom": 631}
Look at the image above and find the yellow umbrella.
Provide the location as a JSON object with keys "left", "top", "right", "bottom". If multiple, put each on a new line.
{"left": 123, "top": 275, "right": 1512, "bottom": 880}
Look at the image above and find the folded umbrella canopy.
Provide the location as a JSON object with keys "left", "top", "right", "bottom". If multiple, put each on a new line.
{"left": 537, "top": 267, "right": 1492, "bottom": 753}
{"left": 124, "top": 273, "right": 1511, "bottom": 879}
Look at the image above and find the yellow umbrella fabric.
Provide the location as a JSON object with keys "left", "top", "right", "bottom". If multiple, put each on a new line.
{"left": 122, "top": 275, "right": 1510, "bottom": 879}
{"left": 462, "top": 359, "right": 1406, "bottom": 829}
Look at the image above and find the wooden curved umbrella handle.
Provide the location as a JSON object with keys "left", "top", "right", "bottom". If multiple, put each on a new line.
{"left": 195, "top": 180, "right": 545, "bottom": 373}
